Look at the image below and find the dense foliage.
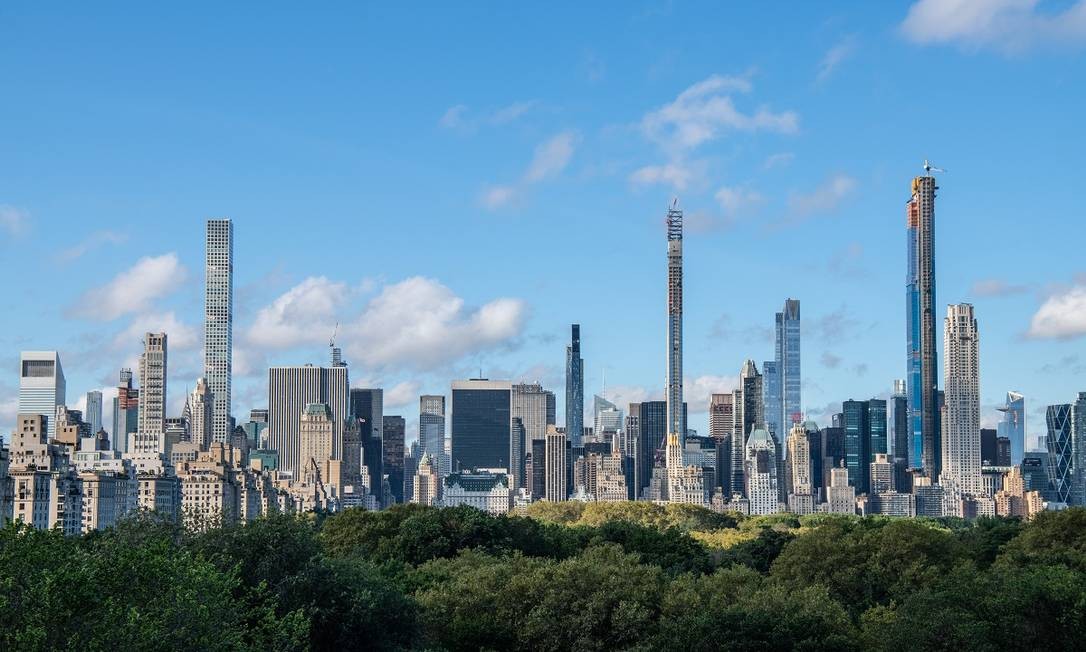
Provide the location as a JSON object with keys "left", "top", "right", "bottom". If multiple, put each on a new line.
{"left": 2, "top": 504, "right": 1085, "bottom": 650}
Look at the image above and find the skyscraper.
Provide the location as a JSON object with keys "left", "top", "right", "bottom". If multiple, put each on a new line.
{"left": 666, "top": 202, "right": 684, "bottom": 442}
{"left": 349, "top": 388, "right": 383, "bottom": 497}
{"left": 709, "top": 393, "right": 737, "bottom": 494}
{"left": 513, "top": 383, "right": 553, "bottom": 442}
{"left": 544, "top": 425, "right": 567, "bottom": 501}
{"left": 636, "top": 399, "right": 686, "bottom": 497}
{"left": 268, "top": 364, "right": 349, "bottom": 478}
{"left": 592, "top": 394, "right": 622, "bottom": 436}
{"left": 565, "top": 325, "right": 584, "bottom": 446}
{"left": 997, "top": 391, "right": 1026, "bottom": 463}
{"left": 204, "top": 218, "right": 234, "bottom": 445}
{"left": 1046, "top": 403, "right": 1073, "bottom": 504}
{"left": 450, "top": 379, "right": 512, "bottom": 472}
{"left": 189, "top": 378, "right": 214, "bottom": 451}
{"left": 942, "top": 303, "right": 982, "bottom": 501}
{"left": 891, "top": 380, "right": 910, "bottom": 490}
{"left": 112, "top": 368, "right": 137, "bottom": 453}
{"left": 383, "top": 415, "right": 406, "bottom": 504}
{"left": 744, "top": 426, "right": 779, "bottom": 515}
{"left": 1072, "top": 392, "right": 1086, "bottom": 506}
{"left": 905, "top": 171, "right": 939, "bottom": 478}
{"left": 419, "top": 394, "right": 447, "bottom": 475}
{"left": 777, "top": 299, "right": 802, "bottom": 429}
{"left": 85, "top": 391, "right": 103, "bottom": 435}
{"left": 842, "top": 400, "right": 871, "bottom": 494}
{"left": 18, "top": 351, "right": 66, "bottom": 438}
{"left": 763, "top": 360, "right": 780, "bottom": 440}
{"left": 137, "top": 332, "right": 167, "bottom": 440}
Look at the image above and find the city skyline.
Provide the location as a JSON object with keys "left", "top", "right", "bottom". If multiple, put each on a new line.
{"left": 3, "top": 3, "right": 1086, "bottom": 446}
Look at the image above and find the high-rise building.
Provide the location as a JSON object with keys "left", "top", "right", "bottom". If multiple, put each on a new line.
{"left": 891, "top": 380, "right": 910, "bottom": 491}
{"left": 744, "top": 427, "right": 779, "bottom": 515}
{"left": 112, "top": 368, "right": 138, "bottom": 454}
{"left": 777, "top": 299, "right": 802, "bottom": 430}
{"left": 763, "top": 360, "right": 781, "bottom": 441}
{"left": 383, "top": 415, "right": 406, "bottom": 505}
{"left": 709, "top": 393, "right": 737, "bottom": 495}
{"left": 299, "top": 403, "right": 334, "bottom": 469}
{"left": 842, "top": 400, "right": 871, "bottom": 494}
{"left": 450, "top": 379, "right": 511, "bottom": 472}
{"left": 905, "top": 171, "right": 939, "bottom": 478}
{"left": 84, "top": 391, "right": 103, "bottom": 435}
{"left": 189, "top": 378, "right": 214, "bottom": 451}
{"left": 870, "top": 453, "right": 894, "bottom": 495}
{"left": 1073, "top": 392, "right": 1086, "bottom": 506}
{"left": 137, "top": 332, "right": 168, "bottom": 440}
{"left": 565, "top": 325, "right": 584, "bottom": 447}
{"left": 826, "top": 462, "right": 856, "bottom": 514}
{"left": 942, "top": 304, "right": 982, "bottom": 502}
{"left": 17, "top": 351, "right": 66, "bottom": 438}
{"left": 268, "top": 365, "right": 349, "bottom": 479}
{"left": 997, "top": 391, "right": 1026, "bottom": 463}
{"left": 349, "top": 388, "right": 383, "bottom": 498}
{"left": 514, "top": 383, "right": 553, "bottom": 443}
{"left": 666, "top": 203, "right": 684, "bottom": 442}
{"left": 419, "top": 394, "right": 447, "bottom": 476}
{"left": 739, "top": 360, "right": 764, "bottom": 441}
{"left": 413, "top": 453, "right": 440, "bottom": 506}
{"left": 204, "top": 219, "right": 234, "bottom": 445}
{"left": 636, "top": 400, "right": 686, "bottom": 497}
{"left": 786, "top": 422, "right": 814, "bottom": 513}
{"left": 544, "top": 426, "right": 567, "bottom": 501}
{"left": 592, "top": 394, "right": 622, "bottom": 436}
{"left": 1046, "top": 403, "right": 1073, "bottom": 504}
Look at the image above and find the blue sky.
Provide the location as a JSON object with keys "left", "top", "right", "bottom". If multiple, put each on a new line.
{"left": 2, "top": 1, "right": 1085, "bottom": 445}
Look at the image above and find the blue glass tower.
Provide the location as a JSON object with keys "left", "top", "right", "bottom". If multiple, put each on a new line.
{"left": 997, "top": 391, "right": 1025, "bottom": 463}
{"left": 905, "top": 172, "right": 939, "bottom": 477}
{"left": 778, "top": 299, "right": 802, "bottom": 430}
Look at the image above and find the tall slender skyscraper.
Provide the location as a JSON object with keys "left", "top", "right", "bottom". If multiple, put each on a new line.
{"left": 763, "top": 360, "right": 780, "bottom": 440}
{"left": 565, "top": 325, "right": 584, "bottom": 446}
{"left": 137, "top": 332, "right": 167, "bottom": 440}
{"left": 997, "top": 391, "right": 1026, "bottom": 463}
{"left": 942, "top": 303, "right": 981, "bottom": 502}
{"left": 419, "top": 394, "right": 447, "bottom": 475}
{"left": 204, "top": 218, "right": 234, "bottom": 445}
{"left": 18, "top": 351, "right": 66, "bottom": 438}
{"left": 666, "top": 202, "right": 683, "bottom": 442}
{"left": 905, "top": 171, "right": 939, "bottom": 478}
{"left": 84, "top": 391, "right": 103, "bottom": 435}
{"left": 112, "top": 368, "right": 138, "bottom": 453}
{"left": 777, "top": 299, "right": 801, "bottom": 429}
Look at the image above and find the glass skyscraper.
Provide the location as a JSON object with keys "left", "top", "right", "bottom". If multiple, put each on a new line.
{"left": 1046, "top": 403, "right": 1073, "bottom": 504}
{"left": 777, "top": 299, "right": 801, "bottom": 432}
{"left": 997, "top": 391, "right": 1025, "bottom": 463}
{"left": 565, "top": 324, "right": 583, "bottom": 447}
{"left": 419, "top": 394, "right": 447, "bottom": 476}
{"left": 18, "top": 351, "right": 66, "bottom": 438}
{"left": 763, "top": 360, "right": 780, "bottom": 441}
{"left": 451, "top": 379, "right": 512, "bottom": 472}
{"left": 349, "top": 388, "right": 383, "bottom": 496}
{"left": 204, "top": 219, "right": 234, "bottom": 444}
{"left": 905, "top": 173, "right": 939, "bottom": 478}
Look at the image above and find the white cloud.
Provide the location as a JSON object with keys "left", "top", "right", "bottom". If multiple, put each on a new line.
{"left": 481, "top": 131, "right": 578, "bottom": 210}
{"left": 346, "top": 276, "right": 527, "bottom": 370}
{"left": 685, "top": 375, "right": 740, "bottom": 412}
{"left": 247, "top": 276, "right": 348, "bottom": 349}
{"left": 901, "top": 0, "right": 1086, "bottom": 53}
{"left": 601, "top": 385, "right": 656, "bottom": 408}
{"left": 816, "top": 37, "right": 856, "bottom": 83}
{"left": 0, "top": 205, "right": 30, "bottom": 237}
{"left": 69, "top": 253, "right": 187, "bottom": 321}
{"left": 762, "top": 152, "right": 795, "bottom": 169}
{"left": 56, "top": 230, "right": 128, "bottom": 262}
{"left": 641, "top": 74, "right": 798, "bottom": 154}
{"left": 1028, "top": 284, "right": 1086, "bottom": 339}
{"left": 491, "top": 100, "right": 537, "bottom": 124}
{"left": 113, "top": 311, "right": 199, "bottom": 351}
{"left": 629, "top": 162, "right": 699, "bottom": 190}
{"left": 788, "top": 174, "right": 857, "bottom": 217}
{"left": 714, "top": 185, "right": 764, "bottom": 218}
{"left": 385, "top": 380, "right": 422, "bottom": 410}
{"left": 439, "top": 104, "right": 468, "bottom": 129}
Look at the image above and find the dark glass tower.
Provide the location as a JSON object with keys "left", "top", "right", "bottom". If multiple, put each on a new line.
{"left": 349, "top": 388, "right": 383, "bottom": 498}
{"left": 842, "top": 400, "right": 871, "bottom": 494}
{"left": 451, "top": 379, "right": 512, "bottom": 472}
{"left": 382, "top": 415, "right": 406, "bottom": 504}
{"left": 565, "top": 324, "right": 584, "bottom": 447}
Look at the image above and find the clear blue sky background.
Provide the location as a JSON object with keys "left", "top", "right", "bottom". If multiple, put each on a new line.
{"left": 2, "top": 2, "right": 1084, "bottom": 446}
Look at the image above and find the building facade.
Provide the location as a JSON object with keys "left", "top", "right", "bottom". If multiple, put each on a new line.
{"left": 204, "top": 219, "right": 234, "bottom": 445}
{"left": 666, "top": 204, "right": 684, "bottom": 442}
{"left": 942, "top": 303, "right": 982, "bottom": 504}
{"left": 18, "top": 351, "right": 66, "bottom": 439}
{"left": 565, "top": 325, "right": 584, "bottom": 446}
{"left": 905, "top": 172, "right": 940, "bottom": 479}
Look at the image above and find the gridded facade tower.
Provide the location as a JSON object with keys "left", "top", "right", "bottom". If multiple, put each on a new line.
{"left": 419, "top": 395, "right": 447, "bottom": 476}
{"left": 905, "top": 174, "right": 939, "bottom": 478}
{"left": 204, "top": 219, "right": 234, "bottom": 444}
{"left": 18, "top": 351, "right": 66, "bottom": 439}
{"left": 942, "top": 303, "right": 982, "bottom": 500}
{"left": 137, "top": 332, "right": 168, "bottom": 440}
{"left": 1046, "top": 403, "right": 1073, "bottom": 504}
{"left": 565, "top": 325, "right": 584, "bottom": 446}
{"left": 666, "top": 203, "right": 684, "bottom": 442}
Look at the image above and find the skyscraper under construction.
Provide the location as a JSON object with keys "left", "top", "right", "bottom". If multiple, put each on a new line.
{"left": 905, "top": 169, "right": 940, "bottom": 479}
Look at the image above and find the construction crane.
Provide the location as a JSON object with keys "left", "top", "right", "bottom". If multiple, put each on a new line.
{"left": 329, "top": 322, "right": 345, "bottom": 367}
{"left": 329, "top": 322, "right": 339, "bottom": 350}
{"left": 923, "top": 159, "right": 945, "bottom": 175}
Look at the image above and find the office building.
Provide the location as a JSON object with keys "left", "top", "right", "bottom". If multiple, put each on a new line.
{"left": 268, "top": 365, "right": 349, "bottom": 479}
{"left": 18, "top": 351, "right": 66, "bottom": 438}
{"left": 997, "top": 391, "right": 1026, "bottom": 464}
{"left": 870, "top": 453, "right": 894, "bottom": 495}
{"left": 112, "top": 369, "right": 137, "bottom": 454}
{"left": 383, "top": 415, "right": 406, "bottom": 504}
{"left": 942, "top": 303, "right": 982, "bottom": 503}
{"left": 825, "top": 462, "right": 856, "bottom": 514}
{"left": 544, "top": 425, "right": 567, "bottom": 501}
{"left": 763, "top": 360, "right": 780, "bottom": 441}
{"left": 593, "top": 394, "right": 622, "bottom": 436}
{"left": 513, "top": 383, "right": 554, "bottom": 444}
{"left": 565, "top": 325, "right": 584, "bottom": 446}
{"left": 349, "top": 388, "right": 383, "bottom": 499}
{"left": 636, "top": 400, "right": 686, "bottom": 497}
{"left": 419, "top": 394, "right": 447, "bottom": 476}
{"left": 709, "top": 393, "right": 736, "bottom": 495}
{"left": 413, "top": 453, "right": 440, "bottom": 506}
{"left": 1046, "top": 403, "right": 1073, "bottom": 504}
{"left": 1073, "top": 392, "right": 1086, "bottom": 506}
{"left": 189, "top": 378, "right": 213, "bottom": 451}
{"left": 842, "top": 400, "right": 871, "bottom": 494}
{"left": 786, "top": 422, "right": 815, "bottom": 514}
{"left": 666, "top": 203, "right": 684, "bottom": 441}
{"left": 891, "top": 380, "right": 910, "bottom": 491}
{"left": 777, "top": 299, "right": 802, "bottom": 431}
{"left": 744, "top": 426, "right": 779, "bottom": 515}
{"left": 451, "top": 379, "right": 511, "bottom": 472}
{"left": 298, "top": 403, "right": 334, "bottom": 469}
{"left": 905, "top": 171, "right": 940, "bottom": 479}
{"left": 84, "top": 391, "right": 103, "bottom": 435}
{"left": 204, "top": 219, "right": 234, "bottom": 445}
{"left": 137, "top": 332, "right": 167, "bottom": 441}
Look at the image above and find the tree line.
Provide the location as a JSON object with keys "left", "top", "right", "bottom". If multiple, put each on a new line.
{"left": 2, "top": 502, "right": 1084, "bottom": 650}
